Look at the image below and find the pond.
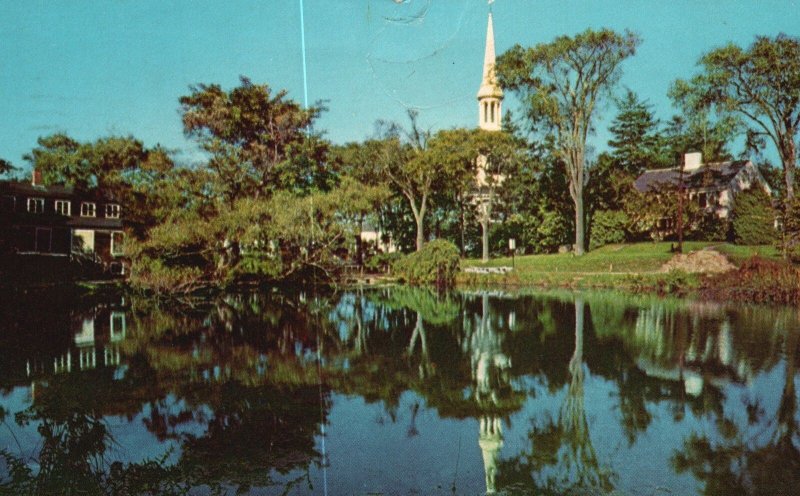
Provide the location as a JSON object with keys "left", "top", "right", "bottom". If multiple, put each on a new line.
{"left": 0, "top": 287, "right": 798, "bottom": 495}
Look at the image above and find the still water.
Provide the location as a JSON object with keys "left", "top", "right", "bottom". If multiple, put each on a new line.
{"left": 0, "top": 287, "right": 798, "bottom": 495}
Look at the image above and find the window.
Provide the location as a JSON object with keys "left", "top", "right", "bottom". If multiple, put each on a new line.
{"left": 72, "top": 229, "right": 95, "bottom": 253}
{"left": 81, "top": 202, "right": 96, "bottom": 217}
{"left": 27, "top": 197, "right": 44, "bottom": 213}
{"left": 698, "top": 192, "right": 707, "bottom": 208}
{"left": 483, "top": 102, "right": 488, "bottom": 123}
{"left": 55, "top": 200, "right": 71, "bottom": 216}
{"left": 490, "top": 102, "right": 495, "bottom": 123}
{"left": 1, "top": 195, "right": 14, "bottom": 212}
{"left": 111, "top": 231, "right": 124, "bottom": 256}
{"left": 105, "top": 203, "right": 120, "bottom": 218}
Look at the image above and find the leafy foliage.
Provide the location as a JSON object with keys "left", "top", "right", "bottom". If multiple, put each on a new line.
{"left": 497, "top": 28, "right": 640, "bottom": 255}
{"left": 590, "top": 210, "right": 629, "bottom": 250}
{"left": 674, "top": 34, "right": 800, "bottom": 200}
{"left": 393, "top": 239, "right": 461, "bottom": 288}
{"left": 608, "top": 90, "right": 667, "bottom": 174}
{"left": 732, "top": 187, "right": 777, "bottom": 245}
{"left": 179, "top": 76, "right": 330, "bottom": 202}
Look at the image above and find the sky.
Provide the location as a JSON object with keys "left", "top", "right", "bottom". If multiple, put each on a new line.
{"left": 1, "top": 0, "right": 799, "bottom": 171}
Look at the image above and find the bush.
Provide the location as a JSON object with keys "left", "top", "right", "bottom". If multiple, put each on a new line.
{"left": 393, "top": 239, "right": 460, "bottom": 288}
{"left": 732, "top": 188, "right": 777, "bottom": 245}
{"left": 365, "top": 252, "right": 402, "bottom": 273}
{"left": 691, "top": 211, "right": 731, "bottom": 242}
{"left": 703, "top": 257, "right": 800, "bottom": 304}
{"left": 129, "top": 256, "right": 205, "bottom": 294}
{"left": 534, "top": 210, "right": 572, "bottom": 253}
{"left": 589, "top": 210, "right": 628, "bottom": 250}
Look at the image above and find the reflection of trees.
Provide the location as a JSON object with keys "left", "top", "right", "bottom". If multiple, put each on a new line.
{"left": 498, "top": 296, "right": 615, "bottom": 494}
{"left": 673, "top": 328, "right": 800, "bottom": 495}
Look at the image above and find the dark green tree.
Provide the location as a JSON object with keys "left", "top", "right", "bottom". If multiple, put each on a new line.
{"left": 732, "top": 187, "right": 777, "bottom": 245}
{"left": 608, "top": 89, "right": 665, "bottom": 175}
{"left": 179, "top": 76, "right": 330, "bottom": 204}
{"left": 0, "top": 158, "right": 16, "bottom": 176}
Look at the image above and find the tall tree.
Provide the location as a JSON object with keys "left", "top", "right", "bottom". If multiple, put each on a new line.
{"left": 608, "top": 89, "right": 664, "bottom": 174}
{"left": 179, "top": 76, "right": 330, "bottom": 204}
{"left": 497, "top": 29, "right": 640, "bottom": 255}
{"left": 24, "top": 134, "right": 152, "bottom": 190}
{"left": 373, "top": 111, "right": 436, "bottom": 252}
{"left": 672, "top": 34, "right": 800, "bottom": 201}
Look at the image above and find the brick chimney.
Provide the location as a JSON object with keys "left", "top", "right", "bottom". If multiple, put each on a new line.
{"left": 684, "top": 152, "right": 702, "bottom": 171}
{"left": 31, "top": 169, "right": 43, "bottom": 186}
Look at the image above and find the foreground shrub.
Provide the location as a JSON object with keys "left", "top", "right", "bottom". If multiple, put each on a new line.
{"left": 365, "top": 252, "right": 402, "bottom": 273}
{"left": 393, "top": 239, "right": 460, "bottom": 288}
{"left": 692, "top": 211, "right": 731, "bottom": 242}
{"left": 129, "top": 256, "right": 206, "bottom": 294}
{"left": 702, "top": 257, "right": 800, "bottom": 304}
{"left": 590, "top": 210, "right": 628, "bottom": 250}
{"left": 732, "top": 188, "right": 777, "bottom": 245}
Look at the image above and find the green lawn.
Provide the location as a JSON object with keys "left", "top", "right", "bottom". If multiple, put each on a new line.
{"left": 458, "top": 242, "right": 779, "bottom": 290}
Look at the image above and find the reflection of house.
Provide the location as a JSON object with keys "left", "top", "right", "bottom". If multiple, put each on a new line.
{"left": 634, "top": 152, "right": 772, "bottom": 220}
{"left": 0, "top": 170, "right": 127, "bottom": 274}
{"left": 25, "top": 307, "right": 128, "bottom": 377}
{"left": 632, "top": 304, "right": 755, "bottom": 396}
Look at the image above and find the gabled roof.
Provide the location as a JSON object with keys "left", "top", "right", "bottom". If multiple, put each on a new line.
{"left": 634, "top": 160, "right": 751, "bottom": 193}
{"left": 0, "top": 180, "right": 120, "bottom": 202}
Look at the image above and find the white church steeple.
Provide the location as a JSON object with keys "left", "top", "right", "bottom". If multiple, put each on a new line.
{"left": 477, "top": 10, "right": 503, "bottom": 131}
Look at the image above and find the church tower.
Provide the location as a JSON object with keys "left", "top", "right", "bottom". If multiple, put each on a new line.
{"left": 477, "top": 11, "right": 503, "bottom": 132}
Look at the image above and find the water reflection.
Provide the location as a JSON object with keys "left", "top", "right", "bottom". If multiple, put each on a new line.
{"left": 0, "top": 288, "right": 798, "bottom": 495}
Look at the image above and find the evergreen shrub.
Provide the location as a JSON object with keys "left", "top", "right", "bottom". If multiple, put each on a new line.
{"left": 692, "top": 212, "right": 731, "bottom": 242}
{"left": 590, "top": 210, "right": 628, "bottom": 250}
{"left": 732, "top": 188, "right": 777, "bottom": 245}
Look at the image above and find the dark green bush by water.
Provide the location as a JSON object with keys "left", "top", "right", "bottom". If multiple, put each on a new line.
{"left": 393, "top": 240, "right": 460, "bottom": 288}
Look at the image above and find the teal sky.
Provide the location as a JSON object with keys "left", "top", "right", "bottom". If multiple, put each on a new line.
{"left": 1, "top": 1, "right": 798, "bottom": 169}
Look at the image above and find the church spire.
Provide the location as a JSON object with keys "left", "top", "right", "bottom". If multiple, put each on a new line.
{"left": 477, "top": 11, "right": 503, "bottom": 131}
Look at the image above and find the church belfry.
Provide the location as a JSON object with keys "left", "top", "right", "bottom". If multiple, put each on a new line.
{"left": 477, "top": 11, "right": 503, "bottom": 132}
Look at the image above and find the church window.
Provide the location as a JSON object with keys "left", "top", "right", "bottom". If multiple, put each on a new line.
{"left": 490, "top": 102, "right": 495, "bottom": 123}
{"left": 483, "top": 102, "right": 488, "bottom": 123}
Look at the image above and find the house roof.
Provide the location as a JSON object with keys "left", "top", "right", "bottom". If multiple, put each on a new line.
{"left": 0, "top": 180, "right": 120, "bottom": 202}
{"left": 634, "top": 160, "right": 750, "bottom": 193}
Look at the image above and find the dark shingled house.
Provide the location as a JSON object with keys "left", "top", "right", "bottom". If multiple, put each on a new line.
{"left": 634, "top": 152, "right": 772, "bottom": 219}
{"left": 0, "top": 170, "right": 127, "bottom": 275}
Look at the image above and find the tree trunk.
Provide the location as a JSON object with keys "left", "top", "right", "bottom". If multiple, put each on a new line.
{"left": 459, "top": 199, "right": 466, "bottom": 257}
{"left": 574, "top": 196, "right": 585, "bottom": 256}
{"left": 415, "top": 215, "right": 424, "bottom": 252}
{"left": 412, "top": 195, "right": 428, "bottom": 251}
{"left": 784, "top": 137, "right": 796, "bottom": 201}
{"left": 356, "top": 215, "right": 364, "bottom": 268}
{"left": 481, "top": 218, "right": 490, "bottom": 263}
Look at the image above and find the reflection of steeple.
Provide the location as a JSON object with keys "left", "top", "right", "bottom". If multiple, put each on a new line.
{"left": 479, "top": 415, "right": 503, "bottom": 494}
{"left": 471, "top": 294, "right": 510, "bottom": 405}
{"left": 468, "top": 293, "right": 511, "bottom": 495}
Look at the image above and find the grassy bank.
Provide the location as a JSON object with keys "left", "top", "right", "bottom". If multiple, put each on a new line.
{"left": 458, "top": 242, "right": 780, "bottom": 292}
